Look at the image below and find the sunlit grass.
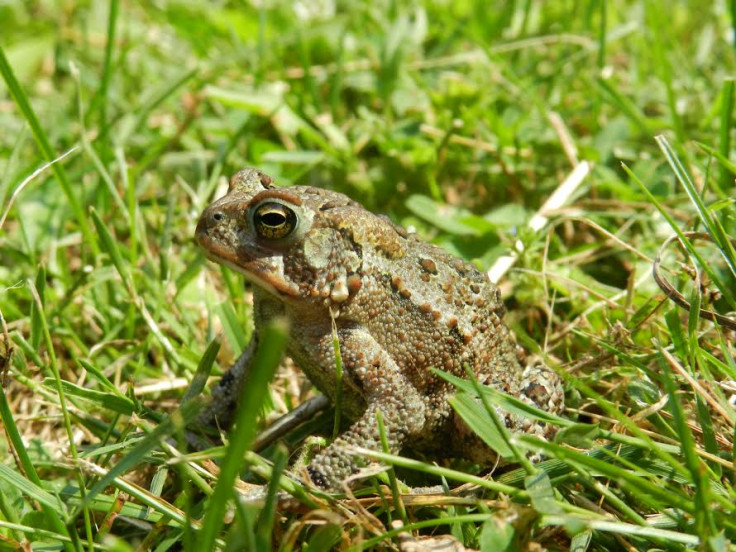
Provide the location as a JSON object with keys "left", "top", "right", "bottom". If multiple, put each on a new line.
{"left": 1, "top": 1, "right": 734, "bottom": 550}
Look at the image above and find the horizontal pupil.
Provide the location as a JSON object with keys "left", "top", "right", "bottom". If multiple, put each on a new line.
{"left": 261, "top": 211, "right": 286, "bottom": 226}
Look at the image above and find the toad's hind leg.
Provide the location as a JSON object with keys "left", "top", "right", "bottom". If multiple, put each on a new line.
{"left": 450, "top": 360, "right": 564, "bottom": 464}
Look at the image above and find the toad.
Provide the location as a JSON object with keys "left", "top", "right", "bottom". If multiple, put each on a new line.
{"left": 194, "top": 168, "right": 563, "bottom": 490}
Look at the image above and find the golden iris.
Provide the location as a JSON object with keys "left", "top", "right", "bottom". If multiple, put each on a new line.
{"left": 253, "top": 202, "right": 297, "bottom": 239}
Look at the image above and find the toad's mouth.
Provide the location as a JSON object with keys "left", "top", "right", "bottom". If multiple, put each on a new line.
{"left": 198, "top": 239, "right": 300, "bottom": 299}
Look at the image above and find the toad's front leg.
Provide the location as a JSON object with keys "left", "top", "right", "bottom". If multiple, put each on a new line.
{"left": 305, "top": 329, "right": 427, "bottom": 490}
{"left": 195, "top": 336, "right": 258, "bottom": 432}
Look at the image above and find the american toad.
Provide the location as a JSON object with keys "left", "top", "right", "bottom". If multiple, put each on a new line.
{"left": 194, "top": 168, "right": 563, "bottom": 490}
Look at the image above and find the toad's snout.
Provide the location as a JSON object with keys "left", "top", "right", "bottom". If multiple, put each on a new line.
{"left": 194, "top": 208, "right": 224, "bottom": 247}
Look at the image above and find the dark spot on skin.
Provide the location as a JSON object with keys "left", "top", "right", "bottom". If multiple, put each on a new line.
{"left": 347, "top": 274, "right": 362, "bottom": 293}
{"left": 320, "top": 200, "right": 344, "bottom": 211}
{"left": 220, "top": 370, "right": 235, "bottom": 387}
{"left": 307, "top": 466, "right": 329, "bottom": 488}
{"left": 419, "top": 258, "right": 438, "bottom": 274}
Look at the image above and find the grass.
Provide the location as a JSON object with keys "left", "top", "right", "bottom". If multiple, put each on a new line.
{"left": 1, "top": 1, "right": 735, "bottom": 550}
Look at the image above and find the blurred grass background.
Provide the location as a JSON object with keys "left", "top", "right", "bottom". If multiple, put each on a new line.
{"left": 0, "top": 1, "right": 735, "bottom": 550}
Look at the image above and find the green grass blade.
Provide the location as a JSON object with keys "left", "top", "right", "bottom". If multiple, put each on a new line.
{"left": 655, "top": 341, "right": 718, "bottom": 542}
{"left": 718, "top": 78, "right": 734, "bottom": 191}
{"left": 730, "top": 0, "right": 736, "bottom": 49}
{"left": 524, "top": 471, "right": 563, "bottom": 515}
{"left": 76, "top": 459, "right": 192, "bottom": 528}
{"left": 376, "top": 410, "right": 408, "bottom": 525}
{"left": 330, "top": 315, "right": 343, "bottom": 439}
{"left": 78, "top": 359, "right": 129, "bottom": 395}
{"left": 0, "top": 458, "right": 67, "bottom": 513}
{"left": 41, "top": 378, "right": 135, "bottom": 415}
{"left": 520, "top": 436, "right": 695, "bottom": 515}
{"left": 350, "top": 447, "right": 527, "bottom": 498}
{"left": 28, "top": 265, "right": 45, "bottom": 350}
{"left": 91, "top": 207, "right": 134, "bottom": 295}
{"left": 98, "top": 0, "right": 119, "bottom": 127}
{"left": 595, "top": 77, "right": 651, "bottom": 135}
{"left": 448, "top": 392, "right": 513, "bottom": 459}
{"left": 214, "top": 299, "right": 248, "bottom": 354}
{"left": 196, "top": 319, "right": 288, "bottom": 549}
{"left": 0, "top": 521, "right": 82, "bottom": 549}
{"left": 542, "top": 516, "right": 701, "bottom": 546}
{"left": 435, "top": 369, "right": 569, "bottom": 426}
{"left": 655, "top": 135, "right": 736, "bottom": 281}
{"left": 694, "top": 141, "right": 736, "bottom": 179}
{"left": 77, "top": 398, "right": 203, "bottom": 510}
{"left": 27, "top": 276, "right": 95, "bottom": 549}
{"left": 647, "top": 2, "right": 685, "bottom": 141}
{"left": 546, "top": 340, "right": 693, "bottom": 481}
{"left": 624, "top": 161, "right": 736, "bottom": 311}
{"left": 0, "top": 361, "right": 76, "bottom": 551}
{"left": 0, "top": 46, "right": 97, "bottom": 256}
{"left": 597, "top": 0, "right": 607, "bottom": 70}
{"left": 182, "top": 338, "right": 220, "bottom": 404}
{"left": 354, "top": 513, "right": 521, "bottom": 551}
{"left": 254, "top": 444, "right": 289, "bottom": 551}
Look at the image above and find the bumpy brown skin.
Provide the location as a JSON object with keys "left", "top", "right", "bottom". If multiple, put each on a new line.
{"left": 195, "top": 168, "right": 564, "bottom": 490}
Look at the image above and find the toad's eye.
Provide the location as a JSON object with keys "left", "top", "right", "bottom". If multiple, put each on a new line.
{"left": 253, "top": 202, "right": 297, "bottom": 239}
